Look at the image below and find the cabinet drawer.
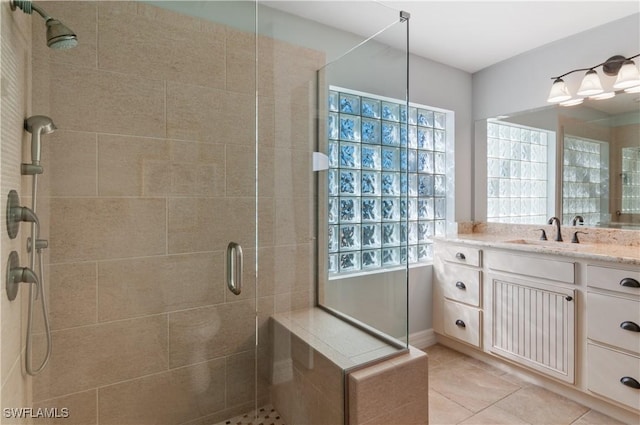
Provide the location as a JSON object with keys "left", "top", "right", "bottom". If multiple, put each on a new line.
{"left": 588, "top": 292, "right": 640, "bottom": 354}
{"left": 439, "top": 244, "right": 481, "bottom": 267}
{"left": 487, "top": 252, "right": 574, "bottom": 284}
{"left": 587, "top": 265, "right": 640, "bottom": 297}
{"left": 442, "top": 264, "right": 481, "bottom": 307}
{"left": 443, "top": 300, "right": 481, "bottom": 347}
{"left": 587, "top": 343, "right": 640, "bottom": 411}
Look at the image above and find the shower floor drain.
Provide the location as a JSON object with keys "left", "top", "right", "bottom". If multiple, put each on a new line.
{"left": 212, "top": 404, "right": 285, "bottom": 425}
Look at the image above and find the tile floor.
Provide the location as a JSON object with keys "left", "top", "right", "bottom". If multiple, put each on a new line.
{"left": 424, "top": 344, "right": 625, "bottom": 425}
{"left": 212, "top": 405, "right": 285, "bottom": 425}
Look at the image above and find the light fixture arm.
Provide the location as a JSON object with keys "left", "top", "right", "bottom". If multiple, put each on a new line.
{"left": 551, "top": 53, "right": 640, "bottom": 80}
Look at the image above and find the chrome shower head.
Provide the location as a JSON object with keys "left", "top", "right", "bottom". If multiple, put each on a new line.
{"left": 10, "top": 0, "right": 78, "bottom": 50}
{"left": 24, "top": 115, "right": 56, "bottom": 165}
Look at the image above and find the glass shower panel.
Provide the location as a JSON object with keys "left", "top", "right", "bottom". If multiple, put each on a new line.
{"left": 30, "top": 1, "right": 260, "bottom": 424}
{"left": 318, "top": 9, "right": 410, "bottom": 347}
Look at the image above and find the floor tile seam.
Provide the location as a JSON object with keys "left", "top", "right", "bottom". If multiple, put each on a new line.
{"left": 568, "top": 409, "right": 593, "bottom": 425}
{"left": 429, "top": 388, "right": 475, "bottom": 423}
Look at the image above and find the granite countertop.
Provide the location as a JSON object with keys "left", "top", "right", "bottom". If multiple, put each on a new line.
{"left": 438, "top": 233, "right": 640, "bottom": 266}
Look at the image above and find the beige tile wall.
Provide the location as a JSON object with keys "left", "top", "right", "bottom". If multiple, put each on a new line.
{"left": 1, "top": 0, "right": 33, "bottom": 419}
{"left": 27, "top": 1, "right": 324, "bottom": 424}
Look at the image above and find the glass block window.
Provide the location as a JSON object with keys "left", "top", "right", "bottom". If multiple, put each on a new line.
{"left": 327, "top": 88, "right": 448, "bottom": 276}
{"left": 487, "top": 122, "right": 550, "bottom": 223}
{"left": 562, "top": 136, "right": 608, "bottom": 225}
{"left": 620, "top": 147, "right": 639, "bottom": 213}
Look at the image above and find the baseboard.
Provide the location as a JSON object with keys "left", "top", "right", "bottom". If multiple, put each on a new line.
{"left": 409, "top": 328, "right": 437, "bottom": 349}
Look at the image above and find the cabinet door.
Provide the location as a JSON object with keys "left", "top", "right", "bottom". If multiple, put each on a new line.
{"left": 488, "top": 274, "right": 576, "bottom": 383}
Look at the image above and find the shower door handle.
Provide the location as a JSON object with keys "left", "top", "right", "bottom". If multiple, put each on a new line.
{"left": 226, "top": 242, "right": 243, "bottom": 296}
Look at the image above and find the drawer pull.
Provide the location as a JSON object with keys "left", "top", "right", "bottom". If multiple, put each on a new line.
{"left": 565, "top": 296, "right": 573, "bottom": 302}
{"left": 620, "top": 278, "right": 640, "bottom": 288}
{"left": 455, "top": 319, "right": 466, "bottom": 328}
{"left": 620, "top": 321, "right": 640, "bottom": 332}
{"left": 455, "top": 281, "right": 466, "bottom": 290}
{"left": 455, "top": 252, "right": 466, "bottom": 260}
{"left": 620, "top": 376, "right": 640, "bottom": 390}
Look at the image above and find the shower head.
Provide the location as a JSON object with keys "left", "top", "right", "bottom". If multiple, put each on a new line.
{"left": 24, "top": 115, "right": 56, "bottom": 165}
{"left": 10, "top": 0, "right": 78, "bottom": 50}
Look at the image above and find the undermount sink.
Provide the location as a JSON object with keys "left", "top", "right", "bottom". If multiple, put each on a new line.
{"left": 503, "top": 239, "right": 592, "bottom": 250}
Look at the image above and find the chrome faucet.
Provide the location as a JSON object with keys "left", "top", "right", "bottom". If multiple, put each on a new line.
{"left": 571, "top": 215, "right": 584, "bottom": 226}
{"left": 547, "top": 216, "right": 563, "bottom": 242}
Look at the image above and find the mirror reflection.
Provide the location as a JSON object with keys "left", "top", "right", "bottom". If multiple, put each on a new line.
{"left": 485, "top": 91, "right": 640, "bottom": 229}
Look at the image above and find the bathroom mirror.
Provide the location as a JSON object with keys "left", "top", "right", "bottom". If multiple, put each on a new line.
{"left": 478, "top": 91, "right": 640, "bottom": 229}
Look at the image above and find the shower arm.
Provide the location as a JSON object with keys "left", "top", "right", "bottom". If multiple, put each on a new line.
{"left": 11, "top": 1, "right": 53, "bottom": 21}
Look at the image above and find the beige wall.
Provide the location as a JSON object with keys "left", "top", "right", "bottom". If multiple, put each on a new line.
{"left": 24, "top": 1, "right": 322, "bottom": 424}
{"left": 1, "top": 0, "right": 33, "bottom": 420}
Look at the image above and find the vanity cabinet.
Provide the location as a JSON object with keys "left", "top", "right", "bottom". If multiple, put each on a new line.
{"left": 433, "top": 239, "right": 640, "bottom": 419}
{"left": 586, "top": 264, "right": 640, "bottom": 411}
{"left": 433, "top": 244, "right": 482, "bottom": 348}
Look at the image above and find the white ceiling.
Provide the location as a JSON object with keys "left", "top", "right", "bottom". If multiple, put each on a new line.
{"left": 264, "top": 1, "right": 640, "bottom": 73}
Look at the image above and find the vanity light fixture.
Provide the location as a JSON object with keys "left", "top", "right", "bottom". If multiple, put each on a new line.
{"left": 547, "top": 53, "right": 640, "bottom": 104}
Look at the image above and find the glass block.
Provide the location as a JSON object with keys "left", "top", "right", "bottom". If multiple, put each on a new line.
{"left": 487, "top": 138, "right": 500, "bottom": 158}
{"left": 408, "top": 222, "right": 418, "bottom": 244}
{"left": 418, "top": 244, "right": 433, "bottom": 262}
{"left": 328, "top": 197, "right": 339, "bottom": 224}
{"left": 499, "top": 139, "right": 510, "bottom": 158}
{"left": 328, "top": 170, "right": 338, "bottom": 196}
{"left": 361, "top": 224, "right": 381, "bottom": 248}
{"left": 361, "top": 145, "right": 380, "bottom": 170}
{"left": 382, "top": 248, "right": 400, "bottom": 266}
{"left": 339, "top": 252, "right": 360, "bottom": 272}
{"left": 361, "top": 97, "right": 380, "bottom": 118}
{"left": 408, "top": 107, "right": 418, "bottom": 125}
{"left": 408, "top": 198, "right": 418, "bottom": 220}
{"left": 417, "top": 128, "right": 433, "bottom": 150}
{"left": 418, "top": 151, "right": 434, "bottom": 173}
{"left": 435, "top": 220, "right": 446, "bottom": 236}
{"left": 328, "top": 141, "right": 338, "bottom": 168}
{"left": 328, "top": 91, "right": 339, "bottom": 112}
{"left": 328, "top": 254, "right": 338, "bottom": 273}
{"left": 382, "top": 102, "right": 400, "bottom": 122}
{"left": 340, "top": 115, "right": 360, "bottom": 142}
{"left": 521, "top": 129, "right": 531, "bottom": 143}
{"left": 408, "top": 126, "right": 418, "bottom": 148}
{"left": 328, "top": 225, "right": 339, "bottom": 252}
{"left": 400, "top": 247, "right": 408, "bottom": 265}
{"left": 510, "top": 160, "right": 521, "bottom": 178}
{"left": 328, "top": 113, "right": 339, "bottom": 140}
{"left": 435, "top": 198, "right": 446, "bottom": 219}
{"left": 434, "top": 130, "right": 446, "bottom": 151}
{"left": 434, "top": 112, "right": 446, "bottom": 129}
{"left": 499, "top": 124, "right": 509, "bottom": 140}
{"left": 531, "top": 131, "right": 540, "bottom": 144}
{"left": 361, "top": 172, "right": 380, "bottom": 195}
{"left": 488, "top": 178, "right": 499, "bottom": 198}
{"left": 418, "top": 199, "right": 434, "bottom": 220}
{"left": 418, "top": 175, "right": 433, "bottom": 197}
{"left": 382, "top": 148, "right": 400, "bottom": 171}
{"left": 408, "top": 174, "right": 418, "bottom": 197}
{"left": 417, "top": 222, "right": 429, "bottom": 242}
{"left": 510, "top": 141, "right": 520, "bottom": 160}
{"left": 400, "top": 150, "right": 408, "bottom": 172}
{"left": 361, "top": 118, "right": 380, "bottom": 144}
{"left": 382, "top": 173, "right": 400, "bottom": 195}
{"left": 339, "top": 197, "right": 360, "bottom": 223}
{"left": 382, "top": 122, "right": 400, "bottom": 146}
{"left": 361, "top": 197, "right": 380, "bottom": 221}
{"left": 509, "top": 126, "right": 520, "bottom": 141}
{"left": 339, "top": 142, "right": 360, "bottom": 169}
{"left": 408, "top": 245, "right": 418, "bottom": 263}
{"left": 408, "top": 150, "right": 418, "bottom": 173}
{"left": 435, "top": 152, "right": 446, "bottom": 174}
{"left": 382, "top": 198, "right": 400, "bottom": 221}
{"left": 400, "top": 174, "right": 409, "bottom": 195}
{"left": 400, "top": 126, "right": 408, "bottom": 146}
{"left": 382, "top": 223, "right": 400, "bottom": 247}
{"left": 362, "top": 250, "right": 381, "bottom": 268}
{"left": 520, "top": 143, "right": 531, "bottom": 161}
{"left": 400, "top": 105, "right": 408, "bottom": 123}
{"left": 417, "top": 109, "right": 433, "bottom": 127}
{"left": 339, "top": 224, "right": 360, "bottom": 251}
{"left": 339, "top": 93, "right": 360, "bottom": 115}
{"left": 339, "top": 170, "right": 360, "bottom": 195}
